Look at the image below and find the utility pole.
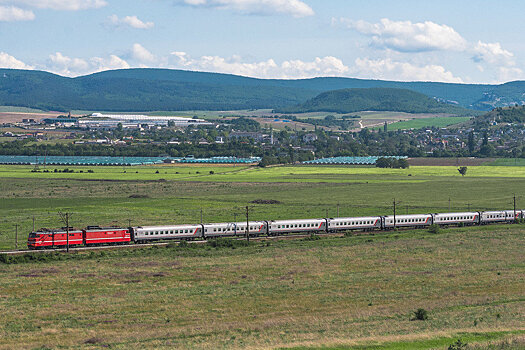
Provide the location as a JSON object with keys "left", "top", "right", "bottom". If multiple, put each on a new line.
{"left": 128, "top": 218, "right": 132, "bottom": 227}
{"left": 325, "top": 208, "right": 328, "bottom": 218}
{"left": 448, "top": 197, "right": 451, "bottom": 212}
{"left": 32, "top": 215, "right": 35, "bottom": 232}
{"left": 245, "top": 206, "right": 250, "bottom": 242}
{"left": 392, "top": 199, "right": 401, "bottom": 229}
{"left": 58, "top": 212, "right": 71, "bottom": 252}
{"left": 200, "top": 208, "right": 203, "bottom": 224}
{"left": 14, "top": 224, "right": 19, "bottom": 250}
{"left": 337, "top": 203, "right": 340, "bottom": 217}
{"left": 513, "top": 194, "right": 517, "bottom": 223}
{"left": 467, "top": 203, "right": 471, "bottom": 211}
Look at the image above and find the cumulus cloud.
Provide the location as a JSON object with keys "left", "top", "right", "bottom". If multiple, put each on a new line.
{"left": 170, "top": 52, "right": 347, "bottom": 78}
{"left": 352, "top": 58, "right": 463, "bottom": 83}
{"left": 108, "top": 14, "right": 154, "bottom": 29}
{"left": 472, "top": 41, "right": 515, "bottom": 66}
{"left": 0, "top": 51, "right": 33, "bottom": 69}
{"left": 0, "top": 5, "right": 34, "bottom": 21}
{"left": 334, "top": 17, "right": 467, "bottom": 52}
{"left": 90, "top": 55, "right": 130, "bottom": 71}
{"left": 132, "top": 43, "right": 155, "bottom": 63}
{"left": 46, "top": 52, "right": 129, "bottom": 76}
{"left": 177, "top": 0, "right": 314, "bottom": 18}
{"left": 0, "top": 0, "right": 107, "bottom": 10}
{"left": 48, "top": 52, "right": 90, "bottom": 76}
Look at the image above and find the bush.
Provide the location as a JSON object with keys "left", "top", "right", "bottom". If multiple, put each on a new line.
{"left": 209, "top": 171, "right": 214, "bottom": 175}
{"left": 448, "top": 339, "right": 467, "bottom": 350}
{"left": 303, "top": 233, "right": 321, "bottom": 241}
{"left": 428, "top": 224, "right": 440, "bottom": 234}
{"left": 412, "top": 308, "right": 428, "bottom": 321}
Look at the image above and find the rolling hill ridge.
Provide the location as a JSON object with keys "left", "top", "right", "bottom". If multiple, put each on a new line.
{"left": 278, "top": 88, "right": 474, "bottom": 115}
{"left": 1, "top": 68, "right": 525, "bottom": 112}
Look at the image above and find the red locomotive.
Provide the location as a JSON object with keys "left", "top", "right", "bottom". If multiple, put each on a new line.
{"left": 27, "top": 226, "right": 130, "bottom": 249}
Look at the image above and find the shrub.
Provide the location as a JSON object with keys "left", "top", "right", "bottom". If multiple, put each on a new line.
{"left": 448, "top": 339, "right": 467, "bottom": 350}
{"left": 303, "top": 233, "right": 321, "bottom": 241}
{"left": 428, "top": 224, "right": 440, "bottom": 234}
{"left": 209, "top": 171, "right": 215, "bottom": 174}
{"left": 412, "top": 308, "right": 428, "bottom": 321}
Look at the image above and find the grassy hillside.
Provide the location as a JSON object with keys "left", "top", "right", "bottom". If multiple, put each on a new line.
{"left": 279, "top": 88, "right": 475, "bottom": 115}
{"left": 2, "top": 68, "right": 525, "bottom": 112}
{"left": 1, "top": 226, "right": 524, "bottom": 349}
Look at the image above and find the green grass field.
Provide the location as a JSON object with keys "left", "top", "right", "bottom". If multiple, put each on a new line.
{"left": 1, "top": 226, "right": 524, "bottom": 349}
{"left": 0, "top": 163, "right": 524, "bottom": 348}
{"left": 380, "top": 117, "right": 471, "bottom": 131}
{"left": 1, "top": 164, "right": 525, "bottom": 251}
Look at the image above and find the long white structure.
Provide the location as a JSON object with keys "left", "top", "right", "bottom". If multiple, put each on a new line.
{"left": 78, "top": 113, "right": 212, "bottom": 129}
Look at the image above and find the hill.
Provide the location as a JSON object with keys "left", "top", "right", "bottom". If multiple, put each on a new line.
{"left": 478, "top": 105, "right": 525, "bottom": 124}
{"left": 1, "top": 68, "right": 525, "bottom": 112}
{"left": 278, "top": 88, "right": 475, "bottom": 115}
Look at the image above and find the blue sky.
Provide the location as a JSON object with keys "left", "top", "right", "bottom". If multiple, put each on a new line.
{"left": 1, "top": 0, "right": 524, "bottom": 83}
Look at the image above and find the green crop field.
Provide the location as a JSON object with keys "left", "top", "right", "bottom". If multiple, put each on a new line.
{"left": 379, "top": 117, "right": 471, "bottom": 131}
{"left": 1, "top": 164, "right": 525, "bottom": 251}
{"left": 1, "top": 226, "right": 524, "bottom": 349}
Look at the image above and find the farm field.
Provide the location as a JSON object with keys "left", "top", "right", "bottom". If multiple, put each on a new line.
{"left": 1, "top": 225, "right": 524, "bottom": 349}
{"left": 2, "top": 164, "right": 525, "bottom": 182}
{"left": 380, "top": 116, "right": 471, "bottom": 130}
{"left": 1, "top": 164, "right": 525, "bottom": 250}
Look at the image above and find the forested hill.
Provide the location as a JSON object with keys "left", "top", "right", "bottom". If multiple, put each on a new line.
{"left": 478, "top": 105, "right": 525, "bottom": 124}
{"left": 1, "top": 68, "right": 525, "bottom": 112}
{"left": 278, "top": 88, "right": 475, "bottom": 115}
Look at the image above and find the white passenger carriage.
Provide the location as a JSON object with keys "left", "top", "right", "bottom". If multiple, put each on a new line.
{"left": 132, "top": 224, "right": 203, "bottom": 241}
{"left": 203, "top": 221, "right": 267, "bottom": 238}
{"left": 328, "top": 216, "right": 381, "bottom": 232}
{"left": 481, "top": 211, "right": 508, "bottom": 223}
{"left": 503, "top": 210, "right": 524, "bottom": 221}
{"left": 433, "top": 212, "right": 479, "bottom": 226}
{"left": 268, "top": 219, "right": 326, "bottom": 235}
{"left": 383, "top": 214, "right": 432, "bottom": 228}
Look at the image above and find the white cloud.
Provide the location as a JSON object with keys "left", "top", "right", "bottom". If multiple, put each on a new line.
{"left": 352, "top": 58, "right": 463, "bottom": 83}
{"left": 0, "top": 5, "right": 34, "bottom": 21}
{"left": 48, "top": 52, "right": 89, "bottom": 76}
{"left": 178, "top": 0, "right": 314, "bottom": 18}
{"left": 90, "top": 55, "right": 130, "bottom": 71}
{"left": 496, "top": 67, "right": 524, "bottom": 83}
{"left": 472, "top": 41, "right": 515, "bottom": 66}
{"left": 0, "top": 51, "right": 33, "bottom": 69}
{"left": 170, "top": 52, "right": 348, "bottom": 79}
{"left": 45, "top": 52, "right": 129, "bottom": 76}
{"left": 0, "top": 0, "right": 107, "bottom": 10}
{"left": 132, "top": 43, "right": 155, "bottom": 63}
{"left": 108, "top": 14, "right": 154, "bottom": 29}
{"left": 335, "top": 17, "right": 467, "bottom": 52}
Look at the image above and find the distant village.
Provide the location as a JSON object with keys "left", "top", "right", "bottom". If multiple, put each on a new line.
{"left": 1, "top": 111, "right": 525, "bottom": 160}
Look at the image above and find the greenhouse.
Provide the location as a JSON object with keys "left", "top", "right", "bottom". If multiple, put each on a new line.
{"left": 0, "top": 155, "right": 165, "bottom": 166}
{"left": 303, "top": 156, "right": 406, "bottom": 165}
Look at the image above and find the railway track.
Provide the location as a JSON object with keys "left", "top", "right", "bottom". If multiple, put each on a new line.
{"left": 0, "top": 231, "right": 347, "bottom": 256}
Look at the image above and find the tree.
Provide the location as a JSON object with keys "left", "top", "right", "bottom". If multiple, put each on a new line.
{"left": 384, "top": 121, "right": 388, "bottom": 133}
{"left": 458, "top": 166, "right": 467, "bottom": 176}
{"left": 467, "top": 131, "right": 475, "bottom": 155}
{"left": 396, "top": 158, "right": 409, "bottom": 169}
{"left": 376, "top": 157, "right": 393, "bottom": 168}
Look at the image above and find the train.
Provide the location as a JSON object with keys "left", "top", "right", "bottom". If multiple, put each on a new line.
{"left": 27, "top": 209, "right": 524, "bottom": 249}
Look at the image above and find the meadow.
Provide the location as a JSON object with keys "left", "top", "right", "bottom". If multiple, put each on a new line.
{"left": 1, "top": 164, "right": 525, "bottom": 250}
{"left": 0, "top": 225, "right": 524, "bottom": 349}
{"left": 380, "top": 117, "right": 471, "bottom": 131}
